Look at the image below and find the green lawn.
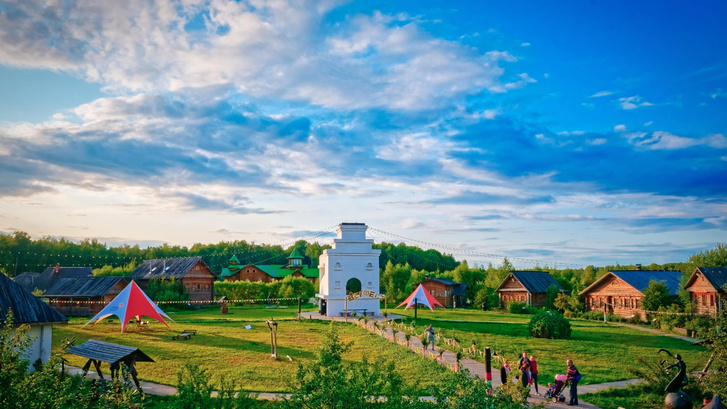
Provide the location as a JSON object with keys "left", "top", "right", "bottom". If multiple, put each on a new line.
{"left": 52, "top": 304, "right": 446, "bottom": 394}
{"left": 53, "top": 305, "right": 710, "bottom": 396}
{"left": 391, "top": 310, "right": 709, "bottom": 385}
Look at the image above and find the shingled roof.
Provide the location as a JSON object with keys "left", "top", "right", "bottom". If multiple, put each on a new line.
{"left": 497, "top": 271, "right": 564, "bottom": 294}
{"left": 128, "top": 257, "right": 208, "bottom": 280}
{"left": 66, "top": 339, "right": 154, "bottom": 364}
{"left": 0, "top": 273, "right": 67, "bottom": 326}
{"left": 685, "top": 267, "right": 727, "bottom": 291}
{"left": 14, "top": 266, "right": 93, "bottom": 293}
{"left": 45, "top": 276, "right": 127, "bottom": 298}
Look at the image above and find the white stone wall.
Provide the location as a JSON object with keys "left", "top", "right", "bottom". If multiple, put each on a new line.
{"left": 317, "top": 223, "right": 382, "bottom": 316}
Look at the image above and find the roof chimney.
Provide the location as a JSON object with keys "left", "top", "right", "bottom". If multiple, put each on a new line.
{"left": 635, "top": 264, "right": 642, "bottom": 271}
{"left": 54, "top": 263, "right": 60, "bottom": 274}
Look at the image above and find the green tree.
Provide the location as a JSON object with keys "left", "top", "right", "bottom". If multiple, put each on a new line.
{"left": 544, "top": 285, "right": 560, "bottom": 310}
{"left": 683, "top": 243, "right": 727, "bottom": 275}
{"left": 642, "top": 280, "right": 673, "bottom": 311}
{"left": 484, "top": 258, "right": 513, "bottom": 289}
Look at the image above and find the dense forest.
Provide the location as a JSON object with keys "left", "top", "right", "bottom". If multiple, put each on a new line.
{"left": 1, "top": 231, "right": 725, "bottom": 304}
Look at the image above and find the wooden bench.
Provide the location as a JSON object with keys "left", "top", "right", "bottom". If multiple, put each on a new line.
{"left": 182, "top": 329, "right": 197, "bottom": 335}
{"left": 172, "top": 333, "right": 191, "bottom": 341}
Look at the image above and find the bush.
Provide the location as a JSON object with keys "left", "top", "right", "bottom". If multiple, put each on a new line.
{"left": 528, "top": 309, "right": 572, "bottom": 339}
{"left": 506, "top": 301, "right": 528, "bottom": 314}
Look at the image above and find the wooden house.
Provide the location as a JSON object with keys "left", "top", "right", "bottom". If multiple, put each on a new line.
{"left": 0, "top": 273, "right": 67, "bottom": 371}
{"left": 222, "top": 249, "right": 319, "bottom": 283}
{"left": 420, "top": 277, "right": 467, "bottom": 308}
{"left": 44, "top": 276, "right": 128, "bottom": 316}
{"left": 496, "top": 271, "right": 564, "bottom": 308}
{"left": 684, "top": 267, "right": 727, "bottom": 315}
{"left": 579, "top": 269, "right": 683, "bottom": 319}
{"left": 129, "top": 257, "right": 215, "bottom": 301}
{"left": 14, "top": 264, "right": 93, "bottom": 294}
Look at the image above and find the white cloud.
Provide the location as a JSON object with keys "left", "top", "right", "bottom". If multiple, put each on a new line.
{"left": 590, "top": 90, "right": 613, "bottom": 98}
{"left": 644, "top": 121, "right": 653, "bottom": 127}
{"left": 521, "top": 42, "right": 531, "bottom": 47}
{"left": 502, "top": 72, "right": 536, "bottom": 90}
{"left": 711, "top": 89, "right": 726, "bottom": 99}
{"left": 630, "top": 131, "right": 727, "bottom": 150}
{"left": 619, "top": 96, "right": 653, "bottom": 110}
{"left": 0, "top": 1, "right": 518, "bottom": 112}
{"left": 614, "top": 124, "right": 627, "bottom": 132}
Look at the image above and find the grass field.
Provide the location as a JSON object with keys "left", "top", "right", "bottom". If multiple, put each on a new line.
{"left": 393, "top": 308, "right": 709, "bottom": 385}
{"left": 53, "top": 305, "right": 710, "bottom": 396}
{"left": 52, "top": 304, "right": 447, "bottom": 394}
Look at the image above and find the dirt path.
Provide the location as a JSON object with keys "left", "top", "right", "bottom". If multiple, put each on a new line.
{"left": 610, "top": 322, "right": 699, "bottom": 343}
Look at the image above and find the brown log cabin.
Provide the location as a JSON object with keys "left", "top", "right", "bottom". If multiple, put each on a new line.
{"left": 44, "top": 276, "right": 128, "bottom": 316}
{"left": 129, "top": 257, "right": 215, "bottom": 301}
{"left": 579, "top": 269, "right": 683, "bottom": 320}
{"left": 496, "top": 271, "right": 564, "bottom": 308}
{"left": 684, "top": 267, "right": 727, "bottom": 315}
{"left": 420, "top": 277, "right": 467, "bottom": 308}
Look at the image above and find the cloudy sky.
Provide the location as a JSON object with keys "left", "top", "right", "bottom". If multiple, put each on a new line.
{"left": 0, "top": 0, "right": 725, "bottom": 268}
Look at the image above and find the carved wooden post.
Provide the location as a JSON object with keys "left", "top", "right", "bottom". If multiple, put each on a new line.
{"left": 266, "top": 319, "right": 278, "bottom": 358}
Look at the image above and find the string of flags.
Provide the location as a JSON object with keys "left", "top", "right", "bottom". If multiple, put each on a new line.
{"left": 47, "top": 297, "right": 301, "bottom": 305}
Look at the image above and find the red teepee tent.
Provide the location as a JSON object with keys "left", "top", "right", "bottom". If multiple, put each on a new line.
{"left": 82, "top": 280, "right": 174, "bottom": 333}
{"left": 396, "top": 284, "right": 444, "bottom": 311}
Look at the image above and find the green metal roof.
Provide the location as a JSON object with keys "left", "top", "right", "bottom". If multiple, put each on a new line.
{"left": 221, "top": 261, "right": 319, "bottom": 279}
{"left": 288, "top": 248, "right": 305, "bottom": 259}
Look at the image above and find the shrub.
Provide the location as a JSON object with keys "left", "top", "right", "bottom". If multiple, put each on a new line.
{"left": 528, "top": 309, "right": 572, "bottom": 339}
{"left": 506, "top": 301, "right": 528, "bottom": 314}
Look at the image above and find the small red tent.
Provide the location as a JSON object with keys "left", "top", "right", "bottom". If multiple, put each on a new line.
{"left": 396, "top": 284, "right": 444, "bottom": 311}
{"left": 82, "top": 280, "right": 174, "bottom": 333}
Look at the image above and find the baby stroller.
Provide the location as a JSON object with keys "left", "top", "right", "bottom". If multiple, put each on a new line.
{"left": 544, "top": 374, "right": 567, "bottom": 403}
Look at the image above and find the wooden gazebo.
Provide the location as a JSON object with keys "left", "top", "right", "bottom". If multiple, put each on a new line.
{"left": 66, "top": 339, "right": 153, "bottom": 389}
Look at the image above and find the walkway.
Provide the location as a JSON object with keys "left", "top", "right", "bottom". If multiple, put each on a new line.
{"left": 373, "top": 322, "right": 631, "bottom": 409}
{"left": 610, "top": 322, "right": 699, "bottom": 343}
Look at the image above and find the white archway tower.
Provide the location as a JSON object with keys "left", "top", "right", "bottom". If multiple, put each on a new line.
{"left": 317, "top": 223, "right": 381, "bottom": 317}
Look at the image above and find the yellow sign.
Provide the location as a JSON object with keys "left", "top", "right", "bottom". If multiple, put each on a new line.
{"left": 346, "top": 290, "right": 385, "bottom": 301}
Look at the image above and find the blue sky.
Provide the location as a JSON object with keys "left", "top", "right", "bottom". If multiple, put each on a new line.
{"left": 0, "top": 0, "right": 725, "bottom": 268}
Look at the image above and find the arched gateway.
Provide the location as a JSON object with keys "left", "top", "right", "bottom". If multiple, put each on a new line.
{"left": 316, "top": 223, "right": 381, "bottom": 317}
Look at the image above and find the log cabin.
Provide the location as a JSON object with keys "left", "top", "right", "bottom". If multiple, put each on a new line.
{"left": 129, "top": 257, "right": 215, "bottom": 301}
{"left": 420, "top": 277, "right": 467, "bottom": 308}
{"left": 221, "top": 250, "right": 319, "bottom": 283}
{"left": 44, "top": 276, "right": 128, "bottom": 316}
{"left": 684, "top": 267, "right": 727, "bottom": 315}
{"left": 579, "top": 269, "right": 683, "bottom": 319}
{"left": 496, "top": 271, "right": 564, "bottom": 308}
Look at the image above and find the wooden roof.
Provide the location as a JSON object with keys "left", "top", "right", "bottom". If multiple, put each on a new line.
{"left": 45, "top": 276, "right": 127, "bottom": 298}
{"left": 129, "top": 257, "right": 213, "bottom": 280}
{"left": 424, "top": 278, "right": 468, "bottom": 296}
{"left": 66, "top": 339, "right": 154, "bottom": 364}
{"left": 15, "top": 266, "right": 92, "bottom": 293}
{"left": 496, "top": 271, "right": 563, "bottom": 294}
{"left": 685, "top": 267, "right": 727, "bottom": 291}
{"left": 0, "top": 273, "right": 67, "bottom": 326}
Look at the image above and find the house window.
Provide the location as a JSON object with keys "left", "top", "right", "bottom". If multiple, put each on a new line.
{"left": 334, "top": 281, "right": 341, "bottom": 288}
{"left": 335, "top": 262, "right": 341, "bottom": 270}
{"left": 520, "top": 295, "right": 525, "bottom": 302}
{"left": 367, "top": 281, "right": 372, "bottom": 287}
{"left": 366, "top": 262, "right": 373, "bottom": 270}
{"left": 711, "top": 294, "right": 715, "bottom": 307}
{"left": 197, "top": 284, "right": 200, "bottom": 290}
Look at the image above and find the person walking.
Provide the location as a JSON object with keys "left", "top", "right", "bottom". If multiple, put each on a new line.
{"left": 425, "top": 324, "right": 435, "bottom": 350}
{"left": 519, "top": 358, "right": 530, "bottom": 390}
{"left": 566, "top": 359, "right": 581, "bottom": 406}
{"left": 500, "top": 359, "right": 511, "bottom": 385}
{"left": 529, "top": 355, "right": 540, "bottom": 395}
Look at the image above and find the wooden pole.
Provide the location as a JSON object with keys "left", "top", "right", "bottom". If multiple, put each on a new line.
{"left": 485, "top": 348, "right": 493, "bottom": 394}
{"left": 414, "top": 298, "right": 418, "bottom": 320}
